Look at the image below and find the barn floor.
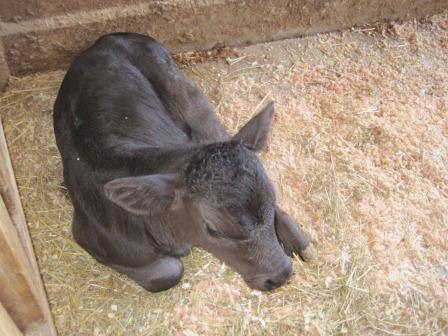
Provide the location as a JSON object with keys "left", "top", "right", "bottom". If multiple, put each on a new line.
{"left": 1, "top": 11, "right": 447, "bottom": 336}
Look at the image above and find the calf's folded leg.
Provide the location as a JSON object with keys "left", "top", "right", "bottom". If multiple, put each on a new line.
{"left": 111, "top": 257, "right": 184, "bottom": 292}
{"left": 275, "top": 207, "right": 317, "bottom": 262}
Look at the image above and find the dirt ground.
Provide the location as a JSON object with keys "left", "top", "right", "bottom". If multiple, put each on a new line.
{"left": 1, "top": 11, "right": 447, "bottom": 336}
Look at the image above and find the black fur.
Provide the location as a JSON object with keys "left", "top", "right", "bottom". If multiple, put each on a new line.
{"left": 54, "top": 32, "right": 312, "bottom": 292}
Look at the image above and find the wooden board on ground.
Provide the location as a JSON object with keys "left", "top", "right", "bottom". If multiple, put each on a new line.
{"left": 0, "top": 301, "right": 23, "bottom": 336}
{"left": 0, "top": 195, "right": 43, "bottom": 330}
{"left": 0, "top": 116, "right": 56, "bottom": 335}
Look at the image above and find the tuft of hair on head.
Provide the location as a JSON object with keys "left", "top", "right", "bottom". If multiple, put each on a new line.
{"left": 185, "top": 141, "right": 258, "bottom": 202}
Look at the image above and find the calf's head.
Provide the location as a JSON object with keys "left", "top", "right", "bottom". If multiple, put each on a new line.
{"left": 104, "top": 102, "right": 292, "bottom": 291}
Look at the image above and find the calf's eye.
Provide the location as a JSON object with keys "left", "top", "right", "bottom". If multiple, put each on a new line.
{"left": 206, "top": 224, "right": 248, "bottom": 241}
{"left": 240, "top": 213, "right": 259, "bottom": 231}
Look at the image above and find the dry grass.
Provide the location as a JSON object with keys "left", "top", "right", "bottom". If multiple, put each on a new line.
{"left": 1, "top": 11, "right": 448, "bottom": 335}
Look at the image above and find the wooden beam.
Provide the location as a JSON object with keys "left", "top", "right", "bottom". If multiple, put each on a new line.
{"left": 0, "top": 301, "right": 23, "bottom": 336}
{"left": 0, "top": 117, "right": 56, "bottom": 335}
{"left": 0, "top": 116, "right": 35, "bottom": 270}
{"left": 0, "top": 195, "right": 43, "bottom": 329}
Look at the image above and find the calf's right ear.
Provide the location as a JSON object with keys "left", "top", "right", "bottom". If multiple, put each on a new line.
{"left": 104, "top": 174, "right": 180, "bottom": 216}
{"left": 233, "top": 101, "right": 275, "bottom": 152}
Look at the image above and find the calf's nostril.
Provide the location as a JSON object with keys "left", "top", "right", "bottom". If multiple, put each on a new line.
{"left": 282, "top": 266, "right": 292, "bottom": 280}
{"left": 263, "top": 264, "right": 293, "bottom": 291}
{"left": 264, "top": 279, "right": 278, "bottom": 291}
{"left": 280, "top": 259, "right": 293, "bottom": 280}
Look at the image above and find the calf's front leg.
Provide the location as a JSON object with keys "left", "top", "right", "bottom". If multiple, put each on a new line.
{"left": 275, "top": 207, "right": 317, "bottom": 262}
{"left": 110, "top": 256, "right": 184, "bottom": 292}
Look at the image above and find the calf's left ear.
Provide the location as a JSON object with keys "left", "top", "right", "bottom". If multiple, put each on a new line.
{"left": 104, "top": 174, "right": 181, "bottom": 216}
{"left": 233, "top": 101, "right": 275, "bottom": 152}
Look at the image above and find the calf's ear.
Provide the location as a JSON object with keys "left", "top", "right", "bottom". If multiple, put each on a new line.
{"left": 104, "top": 174, "right": 181, "bottom": 215}
{"left": 233, "top": 101, "right": 275, "bottom": 152}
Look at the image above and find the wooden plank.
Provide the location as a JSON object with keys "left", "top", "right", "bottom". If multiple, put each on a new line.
{"left": 0, "top": 116, "right": 35, "bottom": 270}
{"left": 0, "top": 195, "right": 43, "bottom": 330}
{"left": 0, "top": 117, "right": 57, "bottom": 335}
{"left": 0, "top": 301, "right": 23, "bottom": 336}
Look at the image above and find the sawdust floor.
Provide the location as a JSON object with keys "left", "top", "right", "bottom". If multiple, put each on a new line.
{"left": 1, "top": 11, "right": 447, "bottom": 336}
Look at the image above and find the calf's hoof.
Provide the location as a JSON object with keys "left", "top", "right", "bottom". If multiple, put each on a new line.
{"left": 299, "top": 243, "right": 318, "bottom": 262}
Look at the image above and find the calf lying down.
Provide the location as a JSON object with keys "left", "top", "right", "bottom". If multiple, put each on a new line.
{"left": 54, "top": 33, "right": 317, "bottom": 292}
